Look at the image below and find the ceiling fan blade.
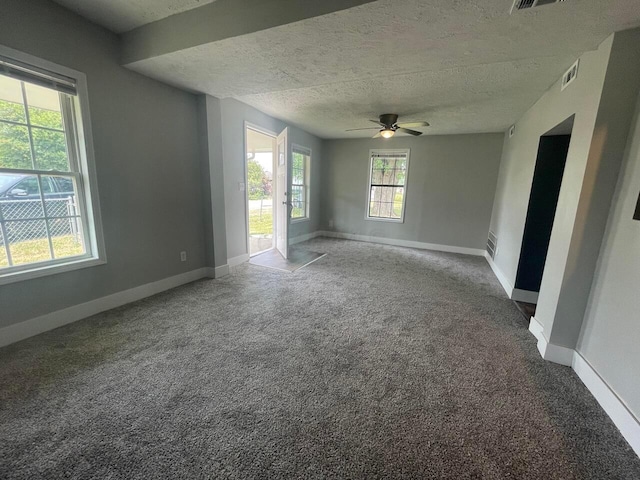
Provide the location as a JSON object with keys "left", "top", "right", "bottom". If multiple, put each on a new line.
{"left": 396, "top": 121, "right": 430, "bottom": 128}
{"left": 345, "top": 127, "right": 381, "bottom": 131}
{"left": 372, "top": 131, "right": 382, "bottom": 138}
{"left": 398, "top": 127, "right": 423, "bottom": 136}
{"left": 369, "top": 119, "right": 386, "bottom": 126}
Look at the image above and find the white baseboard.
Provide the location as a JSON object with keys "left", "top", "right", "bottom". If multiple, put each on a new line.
{"left": 228, "top": 253, "right": 250, "bottom": 267}
{"left": 512, "top": 288, "right": 539, "bottom": 304}
{"left": 484, "top": 252, "right": 514, "bottom": 297}
{"left": 319, "top": 231, "right": 485, "bottom": 256}
{"left": 572, "top": 352, "right": 640, "bottom": 457}
{"left": 0, "top": 267, "right": 211, "bottom": 348}
{"left": 528, "top": 316, "right": 544, "bottom": 341}
{"left": 290, "top": 231, "right": 322, "bottom": 245}
{"left": 537, "top": 335, "right": 574, "bottom": 366}
{"left": 528, "top": 317, "right": 640, "bottom": 457}
{"left": 214, "top": 264, "right": 230, "bottom": 278}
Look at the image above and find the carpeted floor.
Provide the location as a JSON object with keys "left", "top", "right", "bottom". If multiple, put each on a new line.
{"left": 1, "top": 238, "right": 639, "bottom": 479}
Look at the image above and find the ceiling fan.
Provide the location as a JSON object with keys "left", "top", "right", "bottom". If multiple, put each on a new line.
{"left": 346, "top": 114, "right": 430, "bottom": 138}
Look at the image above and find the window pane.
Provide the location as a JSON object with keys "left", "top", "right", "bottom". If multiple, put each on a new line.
{"left": 0, "top": 75, "right": 26, "bottom": 123}
{"left": 42, "top": 175, "right": 77, "bottom": 218}
{"left": 4, "top": 219, "right": 51, "bottom": 266}
{"left": 49, "top": 217, "right": 85, "bottom": 259}
{"left": 0, "top": 122, "right": 32, "bottom": 169}
{"left": 0, "top": 173, "right": 44, "bottom": 220}
{"left": 392, "top": 187, "right": 404, "bottom": 218}
{"left": 291, "top": 185, "right": 305, "bottom": 218}
{"left": 25, "top": 83, "right": 63, "bottom": 130}
{"left": 395, "top": 160, "right": 407, "bottom": 186}
{"left": 292, "top": 152, "right": 303, "bottom": 171}
{"left": 369, "top": 186, "right": 396, "bottom": 218}
{"left": 32, "top": 127, "right": 70, "bottom": 171}
{"left": 0, "top": 228, "right": 8, "bottom": 267}
{"left": 369, "top": 200, "right": 379, "bottom": 217}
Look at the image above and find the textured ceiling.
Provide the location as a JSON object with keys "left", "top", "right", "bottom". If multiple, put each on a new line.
{"left": 56, "top": 0, "right": 640, "bottom": 138}
{"left": 52, "top": 0, "right": 218, "bottom": 33}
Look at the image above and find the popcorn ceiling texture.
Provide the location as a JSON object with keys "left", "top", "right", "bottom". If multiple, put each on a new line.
{"left": 1, "top": 238, "right": 640, "bottom": 479}
{"left": 122, "top": 0, "right": 640, "bottom": 137}
{"left": 52, "top": 0, "right": 218, "bottom": 32}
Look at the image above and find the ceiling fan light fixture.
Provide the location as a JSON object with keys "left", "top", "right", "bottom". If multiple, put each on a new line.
{"left": 380, "top": 128, "right": 395, "bottom": 138}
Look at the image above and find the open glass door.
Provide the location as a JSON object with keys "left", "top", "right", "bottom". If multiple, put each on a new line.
{"left": 276, "top": 128, "right": 288, "bottom": 259}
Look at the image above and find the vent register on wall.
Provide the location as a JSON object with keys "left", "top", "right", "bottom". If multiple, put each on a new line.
{"left": 511, "top": 0, "right": 566, "bottom": 13}
{"left": 487, "top": 231, "right": 497, "bottom": 259}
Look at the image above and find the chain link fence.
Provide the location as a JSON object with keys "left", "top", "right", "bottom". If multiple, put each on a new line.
{"left": 0, "top": 197, "right": 80, "bottom": 246}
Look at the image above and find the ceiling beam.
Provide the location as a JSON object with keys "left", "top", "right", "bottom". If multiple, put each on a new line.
{"left": 121, "top": 0, "right": 379, "bottom": 65}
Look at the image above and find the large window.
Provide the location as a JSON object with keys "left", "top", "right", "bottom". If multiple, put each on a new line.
{"left": 367, "top": 149, "right": 409, "bottom": 222}
{"left": 291, "top": 146, "right": 310, "bottom": 220}
{"left": 0, "top": 48, "right": 104, "bottom": 283}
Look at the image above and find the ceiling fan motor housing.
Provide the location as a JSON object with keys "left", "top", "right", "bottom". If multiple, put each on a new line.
{"left": 379, "top": 113, "right": 399, "bottom": 127}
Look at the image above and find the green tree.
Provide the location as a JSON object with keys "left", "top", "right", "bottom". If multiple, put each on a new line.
{"left": 247, "top": 159, "right": 268, "bottom": 200}
{"left": 0, "top": 98, "right": 68, "bottom": 171}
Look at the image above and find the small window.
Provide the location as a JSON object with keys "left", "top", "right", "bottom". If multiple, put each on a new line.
{"left": 367, "top": 149, "right": 409, "bottom": 222}
{"left": 291, "top": 146, "right": 310, "bottom": 221}
{"left": 0, "top": 48, "right": 104, "bottom": 283}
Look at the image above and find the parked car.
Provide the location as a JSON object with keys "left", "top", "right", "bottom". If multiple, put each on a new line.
{"left": 0, "top": 174, "right": 74, "bottom": 201}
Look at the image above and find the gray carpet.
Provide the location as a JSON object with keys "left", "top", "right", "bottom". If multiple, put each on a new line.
{"left": 1, "top": 237, "right": 639, "bottom": 479}
{"left": 249, "top": 247, "right": 326, "bottom": 272}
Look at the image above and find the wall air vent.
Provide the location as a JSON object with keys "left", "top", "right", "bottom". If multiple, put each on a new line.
{"left": 487, "top": 231, "right": 498, "bottom": 259}
{"left": 561, "top": 59, "right": 579, "bottom": 91}
{"left": 511, "top": 0, "right": 565, "bottom": 14}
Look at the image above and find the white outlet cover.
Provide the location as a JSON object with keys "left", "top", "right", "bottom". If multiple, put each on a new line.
{"left": 238, "top": 182, "right": 245, "bottom": 191}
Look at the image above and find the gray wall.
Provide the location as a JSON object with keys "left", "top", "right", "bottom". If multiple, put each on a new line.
{"left": 489, "top": 35, "right": 613, "bottom": 302}
{"left": 0, "top": 0, "right": 206, "bottom": 328}
{"left": 577, "top": 91, "right": 640, "bottom": 419}
{"left": 321, "top": 134, "right": 504, "bottom": 250}
{"left": 219, "top": 98, "right": 323, "bottom": 261}
{"left": 544, "top": 28, "right": 640, "bottom": 347}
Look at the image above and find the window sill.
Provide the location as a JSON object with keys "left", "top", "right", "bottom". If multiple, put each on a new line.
{"left": 365, "top": 216, "right": 405, "bottom": 224}
{"left": 0, "top": 256, "right": 106, "bottom": 286}
{"left": 291, "top": 217, "right": 310, "bottom": 224}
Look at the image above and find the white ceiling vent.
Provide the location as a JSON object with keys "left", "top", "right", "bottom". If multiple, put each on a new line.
{"left": 511, "top": 0, "right": 565, "bottom": 14}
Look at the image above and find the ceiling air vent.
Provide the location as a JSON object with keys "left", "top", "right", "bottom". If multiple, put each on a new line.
{"left": 511, "top": 0, "right": 565, "bottom": 13}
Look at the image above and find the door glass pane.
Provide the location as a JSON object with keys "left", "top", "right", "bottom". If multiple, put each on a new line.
{"left": 0, "top": 75, "right": 26, "bottom": 123}
{"left": 0, "top": 122, "right": 32, "bottom": 169}
{"left": 5, "top": 219, "right": 51, "bottom": 265}
{"left": 25, "top": 83, "right": 63, "bottom": 130}
{"left": 0, "top": 173, "right": 44, "bottom": 219}
{"left": 49, "top": 217, "right": 85, "bottom": 259}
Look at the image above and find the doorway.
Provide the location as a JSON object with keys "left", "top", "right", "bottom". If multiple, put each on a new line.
{"left": 514, "top": 115, "right": 574, "bottom": 304}
{"left": 246, "top": 126, "right": 276, "bottom": 256}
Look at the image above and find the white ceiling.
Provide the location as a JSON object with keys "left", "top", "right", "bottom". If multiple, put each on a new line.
{"left": 54, "top": 0, "right": 640, "bottom": 138}
{"left": 53, "top": 0, "right": 218, "bottom": 33}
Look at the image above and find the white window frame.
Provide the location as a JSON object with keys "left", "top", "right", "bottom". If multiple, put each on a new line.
{"left": 365, "top": 148, "right": 410, "bottom": 223}
{"left": 291, "top": 144, "right": 311, "bottom": 223}
{"left": 0, "top": 45, "right": 106, "bottom": 285}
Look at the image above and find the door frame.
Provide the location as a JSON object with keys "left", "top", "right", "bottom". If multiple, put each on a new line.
{"left": 276, "top": 127, "right": 289, "bottom": 259}
{"left": 244, "top": 121, "right": 277, "bottom": 257}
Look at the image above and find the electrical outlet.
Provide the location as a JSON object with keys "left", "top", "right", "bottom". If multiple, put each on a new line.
{"left": 180, "top": 251, "right": 187, "bottom": 262}
{"left": 328, "top": 219, "right": 334, "bottom": 228}
{"left": 238, "top": 182, "right": 245, "bottom": 191}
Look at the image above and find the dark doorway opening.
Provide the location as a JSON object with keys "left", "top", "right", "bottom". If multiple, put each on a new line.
{"left": 514, "top": 116, "right": 574, "bottom": 301}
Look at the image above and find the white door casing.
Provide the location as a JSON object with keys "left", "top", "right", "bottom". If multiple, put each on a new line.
{"left": 276, "top": 128, "right": 289, "bottom": 259}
